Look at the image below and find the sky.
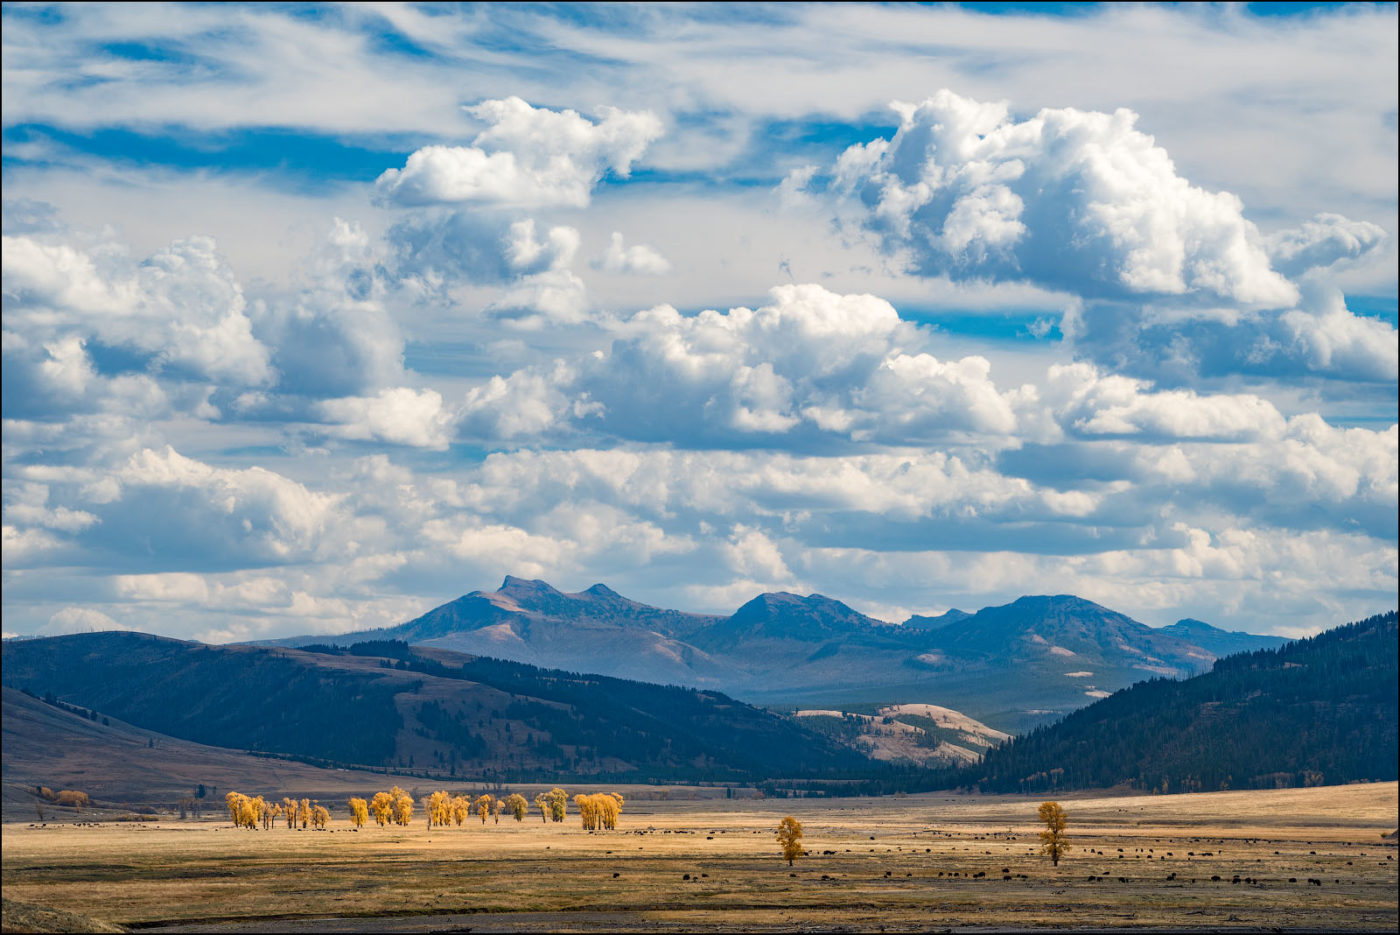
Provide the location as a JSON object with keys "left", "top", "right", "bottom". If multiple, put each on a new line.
{"left": 2, "top": 1, "right": 1396, "bottom": 644}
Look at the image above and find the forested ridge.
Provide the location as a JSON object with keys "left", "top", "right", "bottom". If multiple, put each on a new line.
{"left": 965, "top": 612, "right": 1398, "bottom": 793}
{"left": 0, "top": 632, "right": 872, "bottom": 781}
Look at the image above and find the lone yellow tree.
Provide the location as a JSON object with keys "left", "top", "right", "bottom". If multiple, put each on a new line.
{"left": 1037, "top": 801, "right": 1070, "bottom": 867}
{"left": 506, "top": 793, "right": 529, "bottom": 821}
{"left": 348, "top": 797, "right": 369, "bottom": 828}
{"left": 533, "top": 793, "right": 549, "bottom": 822}
{"left": 776, "top": 816, "right": 805, "bottom": 866}
{"left": 475, "top": 794, "right": 494, "bottom": 824}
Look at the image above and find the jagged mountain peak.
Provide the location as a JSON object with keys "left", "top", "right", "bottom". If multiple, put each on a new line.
{"left": 499, "top": 575, "right": 563, "bottom": 595}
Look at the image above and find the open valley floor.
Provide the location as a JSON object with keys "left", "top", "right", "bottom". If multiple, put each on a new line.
{"left": 3, "top": 782, "right": 1397, "bottom": 932}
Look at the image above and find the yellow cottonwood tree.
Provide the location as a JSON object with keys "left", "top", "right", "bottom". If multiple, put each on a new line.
{"left": 224, "top": 791, "right": 244, "bottom": 827}
{"left": 392, "top": 788, "right": 414, "bottom": 826}
{"left": 427, "top": 790, "right": 452, "bottom": 828}
{"left": 451, "top": 794, "right": 471, "bottom": 827}
{"left": 475, "top": 794, "right": 494, "bottom": 825}
{"left": 572, "top": 793, "right": 623, "bottom": 831}
{"left": 546, "top": 787, "right": 568, "bottom": 822}
{"left": 776, "top": 816, "right": 804, "bottom": 866}
{"left": 283, "top": 797, "right": 298, "bottom": 829}
{"left": 574, "top": 794, "right": 595, "bottom": 830}
{"left": 370, "top": 791, "right": 393, "bottom": 826}
{"left": 312, "top": 804, "right": 330, "bottom": 830}
{"left": 1037, "top": 801, "right": 1070, "bottom": 867}
{"left": 534, "top": 793, "right": 549, "bottom": 822}
{"left": 506, "top": 793, "right": 528, "bottom": 821}
{"left": 600, "top": 793, "right": 622, "bottom": 831}
{"left": 348, "top": 797, "right": 368, "bottom": 828}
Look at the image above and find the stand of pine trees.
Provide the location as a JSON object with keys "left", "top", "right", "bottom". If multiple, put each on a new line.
{"left": 965, "top": 612, "right": 1398, "bottom": 794}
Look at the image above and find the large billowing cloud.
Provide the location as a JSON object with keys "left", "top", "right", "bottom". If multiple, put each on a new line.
{"left": 809, "top": 90, "right": 1395, "bottom": 385}
{"left": 79, "top": 446, "right": 357, "bottom": 572}
{"left": 376, "top": 97, "right": 663, "bottom": 208}
{"left": 460, "top": 283, "right": 1019, "bottom": 447}
{"left": 824, "top": 90, "right": 1299, "bottom": 306}
{"left": 2, "top": 232, "right": 274, "bottom": 391}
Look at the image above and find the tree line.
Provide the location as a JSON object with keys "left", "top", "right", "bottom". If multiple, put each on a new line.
{"left": 219, "top": 785, "right": 626, "bottom": 831}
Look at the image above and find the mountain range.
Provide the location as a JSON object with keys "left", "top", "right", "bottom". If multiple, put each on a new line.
{"left": 268, "top": 577, "right": 1288, "bottom": 732}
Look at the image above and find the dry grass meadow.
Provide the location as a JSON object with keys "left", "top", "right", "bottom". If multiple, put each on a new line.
{"left": 3, "top": 782, "right": 1396, "bottom": 932}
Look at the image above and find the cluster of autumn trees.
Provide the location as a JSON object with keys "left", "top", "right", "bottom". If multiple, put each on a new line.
{"left": 220, "top": 785, "right": 633, "bottom": 832}
{"left": 365, "top": 787, "right": 416, "bottom": 826}
{"left": 33, "top": 786, "right": 90, "bottom": 810}
{"left": 223, "top": 792, "right": 332, "bottom": 830}
{"left": 574, "top": 793, "right": 623, "bottom": 831}
{"left": 422, "top": 790, "right": 530, "bottom": 827}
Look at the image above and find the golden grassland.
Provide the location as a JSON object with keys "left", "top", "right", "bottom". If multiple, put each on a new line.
{"left": 2, "top": 782, "right": 1396, "bottom": 932}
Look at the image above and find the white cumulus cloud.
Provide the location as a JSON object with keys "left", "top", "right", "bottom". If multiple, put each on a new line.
{"left": 1267, "top": 213, "right": 1388, "bottom": 277}
{"left": 318, "top": 387, "right": 455, "bottom": 450}
{"left": 376, "top": 97, "right": 663, "bottom": 208}
{"left": 824, "top": 90, "right": 1298, "bottom": 307}
{"left": 467, "top": 283, "right": 1020, "bottom": 447}
{"left": 594, "top": 231, "right": 672, "bottom": 275}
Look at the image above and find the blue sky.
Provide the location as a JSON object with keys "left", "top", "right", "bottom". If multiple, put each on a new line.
{"left": 2, "top": 1, "right": 1396, "bottom": 643}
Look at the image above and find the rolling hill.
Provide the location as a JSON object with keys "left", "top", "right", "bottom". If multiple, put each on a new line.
{"left": 269, "top": 578, "right": 1281, "bottom": 731}
{"left": 1, "top": 685, "right": 395, "bottom": 810}
{"left": 0, "top": 632, "right": 874, "bottom": 782}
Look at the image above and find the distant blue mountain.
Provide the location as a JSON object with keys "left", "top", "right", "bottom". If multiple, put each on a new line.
{"left": 1156, "top": 618, "right": 1289, "bottom": 657}
{"left": 261, "top": 578, "right": 1295, "bottom": 733}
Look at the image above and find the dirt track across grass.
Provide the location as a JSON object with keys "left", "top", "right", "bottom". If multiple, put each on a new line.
{"left": 4, "top": 783, "right": 1396, "bottom": 932}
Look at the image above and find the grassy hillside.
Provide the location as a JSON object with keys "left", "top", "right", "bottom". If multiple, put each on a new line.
{"left": 1, "top": 685, "right": 396, "bottom": 810}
